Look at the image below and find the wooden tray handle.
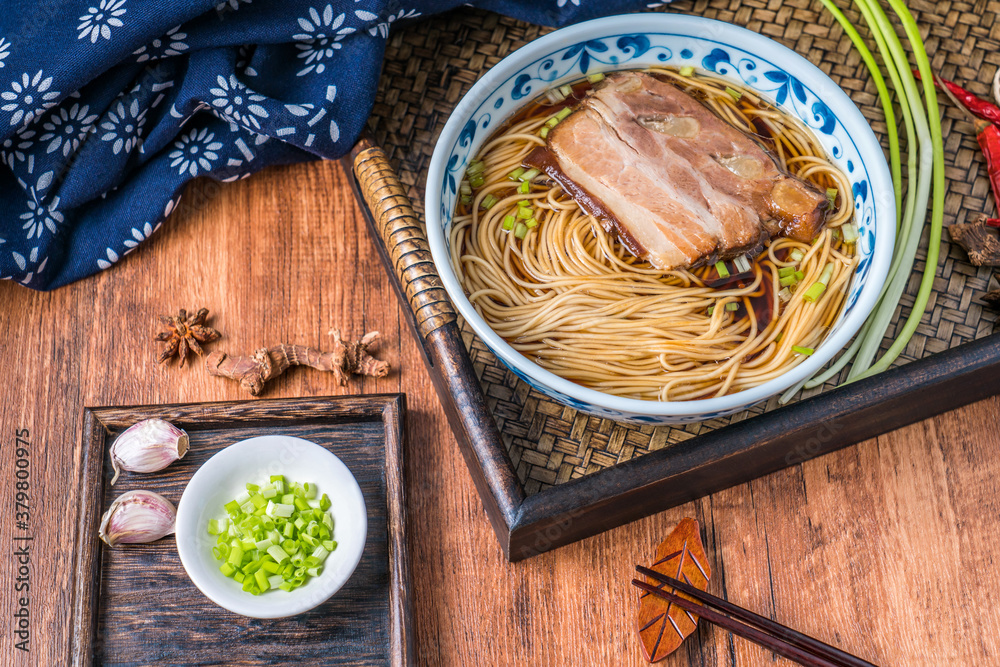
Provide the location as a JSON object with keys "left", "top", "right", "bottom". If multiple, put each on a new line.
{"left": 350, "top": 136, "right": 457, "bottom": 340}
{"left": 343, "top": 135, "right": 526, "bottom": 555}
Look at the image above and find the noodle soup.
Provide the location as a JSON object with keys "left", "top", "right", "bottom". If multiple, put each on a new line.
{"left": 448, "top": 68, "right": 857, "bottom": 402}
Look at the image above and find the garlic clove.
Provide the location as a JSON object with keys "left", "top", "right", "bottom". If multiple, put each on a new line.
{"left": 99, "top": 490, "right": 177, "bottom": 547}
{"left": 109, "top": 418, "right": 189, "bottom": 484}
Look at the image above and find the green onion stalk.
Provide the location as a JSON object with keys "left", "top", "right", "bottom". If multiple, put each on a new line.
{"left": 791, "top": 0, "right": 943, "bottom": 396}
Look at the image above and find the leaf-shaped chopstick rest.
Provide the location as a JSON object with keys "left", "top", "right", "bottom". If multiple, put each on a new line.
{"left": 636, "top": 518, "right": 712, "bottom": 662}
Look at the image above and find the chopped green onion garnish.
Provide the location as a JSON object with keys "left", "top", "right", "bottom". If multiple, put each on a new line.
{"left": 802, "top": 282, "right": 827, "bottom": 302}
{"left": 841, "top": 223, "right": 859, "bottom": 243}
{"left": 725, "top": 302, "right": 739, "bottom": 311}
{"left": 679, "top": 66, "right": 695, "bottom": 77}
{"left": 775, "top": 332, "right": 784, "bottom": 343}
{"left": 518, "top": 206, "right": 533, "bottom": 219}
{"left": 519, "top": 168, "right": 540, "bottom": 182}
{"left": 208, "top": 476, "right": 338, "bottom": 595}
{"left": 588, "top": 72, "right": 605, "bottom": 83}
{"left": 254, "top": 568, "right": 271, "bottom": 592}
{"left": 466, "top": 159, "right": 485, "bottom": 176}
{"left": 789, "top": 249, "right": 805, "bottom": 262}
{"left": 826, "top": 187, "right": 838, "bottom": 205}
{"left": 559, "top": 84, "right": 572, "bottom": 97}
{"left": 507, "top": 167, "right": 525, "bottom": 181}
{"left": 469, "top": 175, "right": 485, "bottom": 189}
{"left": 715, "top": 261, "right": 730, "bottom": 279}
{"left": 778, "top": 266, "right": 796, "bottom": 278}
{"left": 794, "top": 271, "right": 804, "bottom": 282}
{"left": 555, "top": 107, "right": 573, "bottom": 122}
{"left": 545, "top": 87, "right": 566, "bottom": 104}
{"left": 792, "top": 346, "right": 815, "bottom": 356}
{"left": 817, "top": 262, "right": 835, "bottom": 286}
{"left": 460, "top": 195, "right": 471, "bottom": 205}
{"left": 778, "top": 287, "right": 792, "bottom": 303}
{"left": 518, "top": 199, "right": 531, "bottom": 207}
{"left": 518, "top": 181, "right": 531, "bottom": 194}
{"left": 726, "top": 86, "right": 742, "bottom": 101}
{"left": 545, "top": 116, "right": 560, "bottom": 129}
{"left": 480, "top": 194, "right": 498, "bottom": 210}
{"left": 502, "top": 215, "right": 515, "bottom": 231}
{"left": 707, "top": 306, "right": 714, "bottom": 315}
{"left": 526, "top": 218, "right": 538, "bottom": 229}
{"left": 734, "top": 254, "right": 752, "bottom": 273}
{"left": 779, "top": 274, "right": 798, "bottom": 287}
{"left": 540, "top": 126, "right": 549, "bottom": 139}
{"left": 460, "top": 183, "right": 472, "bottom": 196}
{"left": 514, "top": 223, "right": 527, "bottom": 240}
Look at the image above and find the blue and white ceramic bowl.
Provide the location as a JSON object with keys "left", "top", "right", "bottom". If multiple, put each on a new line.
{"left": 426, "top": 13, "right": 894, "bottom": 424}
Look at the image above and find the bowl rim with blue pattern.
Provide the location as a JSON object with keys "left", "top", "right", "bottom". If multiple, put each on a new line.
{"left": 425, "top": 13, "right": 894, "bottom": 423}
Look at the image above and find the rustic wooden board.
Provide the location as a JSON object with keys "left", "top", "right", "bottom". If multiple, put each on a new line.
{"left": 72, "top": 395, "right": 412, "bottom": 666}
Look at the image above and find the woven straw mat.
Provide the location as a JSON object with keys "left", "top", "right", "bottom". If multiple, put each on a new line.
{"left": 368, "top": 0, "right": 1000, "bottom": 495}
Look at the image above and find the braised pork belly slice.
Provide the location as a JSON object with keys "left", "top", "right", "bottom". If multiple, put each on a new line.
{"left": 524, "top": 71, "right": 827, "bottom": 271}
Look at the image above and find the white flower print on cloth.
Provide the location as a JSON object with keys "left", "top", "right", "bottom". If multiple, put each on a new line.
{"left": 11, "top": 247, "right": 48, "bottom": 286}
{"left": 293, "top": 5, "right": 356, "bottom": 76}
{"left": 123, "top": 220, "right": 161, "bottom": 251}
{"left": 1, "top": 128, "right": 35, "bottom": 169}
{"left": 1, "top": 71, "right": 60, "bottom": 127}
{"left": 98, "top": 212, "right": 166, "bottom": 269}
{"left": 209, "top": 75, "right": 269, "bottom": 131}
{"left": 96, "top": 247, "right": 120, "bottom": 270}
{"left": 100, "top": 98, "right": 147, "bottom": 155}
{"left": 169, "top": 127, "right": 222, "bottom": 177}
{"left": 0, "top": 38, "right": 11, "bottom": 69}
{"left": 78, "top": 0, "right": 127, "bottom": 43}
{"left": 20, "top": 192, "right": 64, "bottom": 241}
{"left": 40, "top": 102, "right": 98, "bottom": 157}
{"left": 133, "top": 25, "right": 188, "bottom": 63}
{"left": 236, "top": 45, "right": 259, "bottom": 77}
{"left": 358, "top": 8, "right": 421, "bottom": 39}
{"left": 216, "top": 0, "right": 251, "bottom": 13}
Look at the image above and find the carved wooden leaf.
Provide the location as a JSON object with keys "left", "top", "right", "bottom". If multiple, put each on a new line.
{"left": 636, "top": 518, "right": 712, "bottom": 662}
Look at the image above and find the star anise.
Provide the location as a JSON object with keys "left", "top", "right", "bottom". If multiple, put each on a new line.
{"left": 155, "top": 308, "right": 222, "bottom": 367}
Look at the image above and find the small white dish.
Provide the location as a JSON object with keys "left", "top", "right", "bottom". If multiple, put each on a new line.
{"left": 175, "top": 435, "right": 367, "bottom": 619}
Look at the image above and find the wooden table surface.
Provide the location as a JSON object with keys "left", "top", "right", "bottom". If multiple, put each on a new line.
{"left": 2, "top": 159, "right": 998, "bottom": 666}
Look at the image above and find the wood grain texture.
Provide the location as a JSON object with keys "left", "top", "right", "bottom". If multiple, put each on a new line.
{"left": 74, "top": 395, "right": 411, "bottom": 666}
{"left": 2, "top": 145, "right": 1000, "bottom": 665}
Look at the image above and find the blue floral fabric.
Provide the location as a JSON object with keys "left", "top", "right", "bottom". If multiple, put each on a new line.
{"left": 0, "top": 0, "right": 653, "bottom": 290}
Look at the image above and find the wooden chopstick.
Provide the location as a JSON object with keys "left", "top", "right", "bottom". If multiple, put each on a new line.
{"left": 635, "top": 566, "right": 877, "bottom": 667}
{"left": 631, "top": 579, "right": 842, "bottom": 667}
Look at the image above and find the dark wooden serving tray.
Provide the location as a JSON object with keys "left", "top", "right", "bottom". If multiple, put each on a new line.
{"left": 340, "top": 3, "right": 1000, "bottom": 562}
{"left": 71, "top": 395, "right": 412, "bottom": 666}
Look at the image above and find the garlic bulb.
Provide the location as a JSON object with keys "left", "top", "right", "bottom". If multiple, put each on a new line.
{"left": 110, "top": 418, "right": 189, "bottom": 484}
{"left": 99, "top": 490, "right": 177, "bottom": 547}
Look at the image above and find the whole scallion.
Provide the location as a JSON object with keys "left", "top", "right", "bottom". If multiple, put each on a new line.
{"left": 800, "top": 0, "right": 943, "bottom": 392}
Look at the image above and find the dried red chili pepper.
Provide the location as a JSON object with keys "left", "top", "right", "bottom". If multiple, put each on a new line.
{"left": 979, "top": 122, "right": 1000, "bottom": 210}
{"left": 932, "top": 75, "right": 1000, "bottom": 213}
{"left": 916, "top": 70, "right": 1000, "bottom": 125}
